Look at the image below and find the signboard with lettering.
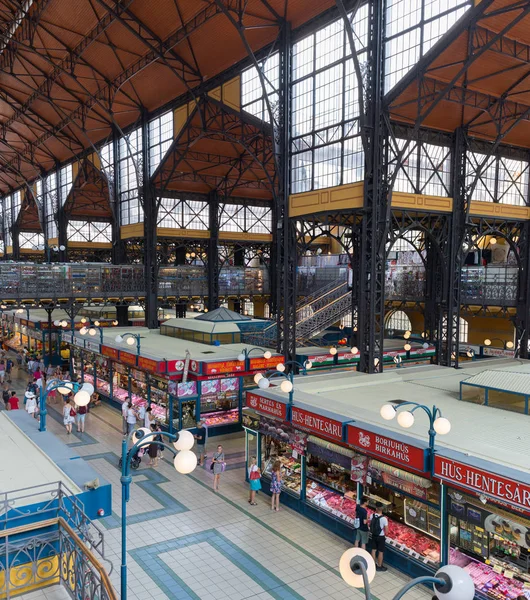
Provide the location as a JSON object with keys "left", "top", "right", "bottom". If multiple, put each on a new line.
{"left": 434, "top": 456, "right": 530, "bottom": 513}
{"left": 483, "top": 347, "right": 515, "bottom": 358}
{"left": 119, "top": 350, "right": 137, "bottom": 366}
{"left": 347, "top": 425, "right": 427, "bottom": 473}
{"left": 85, "top": 340, "right": 100, "bottom": 352}
{"left": 306, "top": 354, "right": 335, "bottom": 367}
{"left": 61, "top": 332, "right": 73, "bottom": 344}
{"left": 202, "top": 360, "right": 245, "bottom": 375}
{"left": 73, "top": 337, "right": 84, "bottom": 348}
{"left": 245, "top": 392, "right": 287, "bottom": 420}
{"left": 138, "top": 356, "right": 159, "bottom": 373}
{"left": 101, "top": 345, "right": 119, "bottom": 360}
{"left": 337, "top": 351, "right": 360, "bottom": 363}
{"left": 291, "top": 407, "right": 343, "bottom": 442}
{"left": 248, "top": 356, "right": 278, "bottom": 371}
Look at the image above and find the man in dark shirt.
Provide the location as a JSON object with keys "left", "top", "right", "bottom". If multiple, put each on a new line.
{"left": 7, "top": 391, "right": 20, "bottom": 410}
{"left": 354, "top": 496, "right": 369, "bottom": 549}
{"left": 194, "top": 421, "right": 207, "bottom": 466}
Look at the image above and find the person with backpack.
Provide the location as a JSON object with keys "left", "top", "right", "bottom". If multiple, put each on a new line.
{"left": 370, "top": 502, "right": 388, "bottom": 571}
{"left": 354, "top": 496, "right": 369, "bottom": 549}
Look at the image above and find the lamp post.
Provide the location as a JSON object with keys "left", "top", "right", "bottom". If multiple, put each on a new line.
{"left": 120, "top": 428, "right": 197, "bottom": 600}
{"left": 115, "top": 332, "right": 141, "bottom": 354}
{"left": 44, "top": 244, "right": 65, "bottom": 264}
{"left": 237, "top": 347, "right": 272, "bottom": 371}
{"left": 380, "top": 401, "right": 451, "bottom": 470}
{"left": 483, "top": 337, "right": 515, "bottom": 350}
{"left": 80, "top": 324, "right": 104, "bottom": 344}
{"left": 254, "top": 360, "right": 311, "bottom": 404}
{"left": 39, "top": 378, "right": 93, "bottom": 432}
{"left": 340, "top": 548, "right": 474, "bottom": 600}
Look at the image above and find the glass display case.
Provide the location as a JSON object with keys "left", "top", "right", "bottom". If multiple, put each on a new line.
{"left": 149, "top": 376, "right": 169, "bottom": 424}
{"left": 130, "top": 368, "right": 148, "bottom": 401}
{"left": 200, "top": 377, "right": 240, "bottom": 427}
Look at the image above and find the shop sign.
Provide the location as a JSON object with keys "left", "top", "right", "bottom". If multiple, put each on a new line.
{"left": 306, "top": 354, "right": 334, "bottom": 366}
{"left": 177, "top": 381, "right": 197, "bottom": 398}
{"left": 119, "top": 350, "right": 137, "bottom": 366}
{"left": 291, "top": 407, "right": 343, "bottom": 441}
{"left": 484, "top": 347, "right": 515, "bottom": 358}
{"left": 101, "top": 345, "right": 119, "bottom": 359}
{"left": 245, "top": 392, "right": 287, "bottom": 420}
{"left": 201, "top": 379, "right": 221, "bottom": 395}
{"left": 166, "top": 359, "right": 186, "bottom": 372}
{"left": 138, "top": 356, "right": 159, "bottom": 373}
{"left": 368, "top": 464, "right": 429, "bottom": 500}
{"left": 73, "top": 337, "right": 84, "bottom": 348}
{"left": 62, "top": 332, "right": 73, "bottom": 344}
{"left": 85, "top": 340, "right": 100, "bottom": 352}
{"left": 337, "top": 352, "right": 360, "bottom": 363}
{"left": 435, "top": 456, "right": 530, "bottom": 513}
{"left": 20, "top": 319, "right": 28, "bottom": 326}
{"left": 248, "top": 356, "right": 278, "bottom": 371}
{"left": 203, "top": 360, "right": 245, "bottom": 375}
{"left": 347, "top": 425, "right": 427, "bottom": 473}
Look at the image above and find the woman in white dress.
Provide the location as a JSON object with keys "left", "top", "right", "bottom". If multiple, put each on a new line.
{"left": 63, "top": 398, "right": 75, "bottom": 434}
{"left": 25, "top": 392, "right": 38, "bottom": 419}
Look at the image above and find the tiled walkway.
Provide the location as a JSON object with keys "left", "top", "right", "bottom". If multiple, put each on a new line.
{"left": 12, "top": 370, "right": 432, "bottom": 600}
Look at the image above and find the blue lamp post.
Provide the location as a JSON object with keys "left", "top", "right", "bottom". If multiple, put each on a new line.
{"left": 380, "top": 401, "right": 451, "bottom": 470}
{"left": 80, "top": 324, "right": 104, "bottom": 344}
{"left": 237, "top": 346, "right": 272, "bottom": 370}
{"left": 254, "top": 360, "right": 312, "bottom": 404}
{"left": 120, "top": 428, "right": 197, "bottom": 600}
{"left": 116, "top": 332, "right": 141, "bottom": 354}
{"left": 39, "top": 378, "right": 93, "bottom": 432}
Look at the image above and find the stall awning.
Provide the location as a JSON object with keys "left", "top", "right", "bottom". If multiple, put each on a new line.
{"left": 462, "top": 370, "right": 530, "bottom": 395}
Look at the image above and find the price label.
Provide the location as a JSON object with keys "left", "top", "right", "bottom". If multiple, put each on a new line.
{"left": 423, "top": 557, "right": 430, "bottom": 564}
{"left": 493, "top": 565, "right": 503, "bottom": 574}
{"left": 523, "top": 582, "right": 530, "bottom": 589}
{"left": 475, "top": 526, "right": 484, "bottom": 532}
{"left": 400, "top": 544, "right": 407, "bottom": 551}
{"left": 504, "top": 571, "right": 514, "bottom": 580}
{"left": 474, "top": 546, "right": 482, "bottom": 554}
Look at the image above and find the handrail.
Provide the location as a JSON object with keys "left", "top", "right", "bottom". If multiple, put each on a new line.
{"left": 58, "top": 517, "right": 118, "bottom": 600}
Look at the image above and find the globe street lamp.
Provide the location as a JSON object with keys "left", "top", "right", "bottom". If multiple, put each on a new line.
{"left": 120, "top": 428, "right": 196, "bottom": 600}
{"left": 115, "top": 332, "right": 141, "bottom": 354}
{"left": 237, "top": 347, "right": 272, "bottom": 371}
{"left": 80, "top": 323, "right": 104, "bottom": 344}
{"left": 340, "top": 548, "right": 474, "bottom": 600}
{"left": 40, "top": 378, "right": 92, "bottom": 432}
{"left": 380, "top": 401, "right": 451, "bottom": 469}
{"left": 254, "top": 361, "right": 310, "bottom": 404}
{"left": 483, "top": 337, "right": 514, "bottom": 350}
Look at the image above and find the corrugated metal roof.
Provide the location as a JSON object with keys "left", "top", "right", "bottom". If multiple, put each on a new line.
{"left": 462, "top": 370, "right": 530, "bottom": 395}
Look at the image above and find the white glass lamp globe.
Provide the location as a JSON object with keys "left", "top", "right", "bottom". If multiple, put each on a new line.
{"left": 434, "top": 565, "right": 475, "bottom": 600}
{"left": 81, "top": 317, "right": 87, "bottom": 324}
{"left": 254, "top": 373, "right": 263, "bottom": 384}
{"left": 484, "top": 338, "right": 491, "bottom": 346}
{"left": 115, "top": 335, "right": 123, "bottom": 343}
{"left": 404, "top": 330, "right": 411, "bottom": 339}
{"left": 280, "top": 380, "right": 293, "bottom": 393}
{"left": 434, "top": 417, "right": 451, "bottom": 435}
{"left": 112, "top": 320, "right": 118, "bottom": 326}
{"left": 350, "top": 347, "right": 358, "bottom": 354}
{"left": 174, "top": 449, "right": 197, "bottom": 474}
{"left": 61, "top": 320, "right": 68, "bottom": 327}
{"left": 380, "top": 404, "right": 396, "bottom": 420}
{"left": 305, "top": 361, "right": 312, "bottom": 369}
{"left": 264, "top": 351, "right": 272, "bottom": 359}
{"left": 54, "top": 320, "right": 61, "bottom": 326}
{"left": 81, "top": 382, "right": 94, "bottom": 396}
{"left": 57, "top": 382, "right": 74, "bottom": 395}
{"left": 174, "top": 429, "right": 194, "bottom": 451}
{"left": 74, "top": 390, "right": 91, "bottom": 407}
{"left": 59, "top": 245, "right": 66, "bottom": 251}
{"left": 397, "top": 411, "right": 415, "bottom": 428}
{"left": 237, "top": 353, "right": 245, "bottom": 362}
{"left": 489, "top": 237, "right": 497, "bottom": 245}
{"left": 276, "top": 363, "right": 286, "bottom": 372}
{"left": 94, "top": 320, "right": 100, "bottom": 326}
{"left": 80, "top": 327, "right": 87, "bottom": 335}
{"left": 374, "top": 357, "right": 380, "bottom": 366}
{"left": 404, "top": 343, "right": 412, "bottom": 351}
{"left": 132, "top": 427, "right": 152, "bottom": 445}
{"left": 258, "top": 377, "right": 270, "bottom": 389}
{"left": 506, "top": 341, "right": 514, "bottom": 349}
{"left": 423, "top": 342, "right": 429, "bottom": 349}
{"left": 89, "top": 328, "right": 96, "bottom": 336}
{"left": 339, "top": 548, "right": 376, "bottom": 588}
{"left": 126, "top": 336, "right": 135, "bottom": 346}
{"left": 330, "top": 347, "right": 337, "bottom": 355}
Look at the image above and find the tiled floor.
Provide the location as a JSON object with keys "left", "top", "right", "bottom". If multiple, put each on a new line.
{"left": 12, "top": 368, "right": 432, "bottom": 600}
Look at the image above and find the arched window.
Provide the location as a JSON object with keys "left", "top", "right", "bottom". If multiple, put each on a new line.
{"left": 459, "top": 318, "right": 469, "bottom": 343}
{"left": 264, "top": 303, "right": 270, "bottom": 319}
{"left": 386, "top": 311, "right": 412, "bottom": 332}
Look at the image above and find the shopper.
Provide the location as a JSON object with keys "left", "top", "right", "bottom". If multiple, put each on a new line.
{"left": 354, "top": 496, "right": 369, "bottom": 549}
{"left": 370, "top": 502, "right": 388, "bottom": 571}
{"left": 7, "top": 391, "right": 20, "bottom": 410}
{"left": 76, "top": 403, "right": 88, "bottom": 433}
{"left": 34, "top": 366, "right": 42, "bottom": 380}
{"left": 144, "top": 406, "right": 153, "bottom": 429}
{"left": 194, "top": 421, "right": 207, "bottom": 466}
{"left": 248, "top": 456, "right": 261, "bottom": 505}
{"left": 2, "top": 384, "right": 10, "bottom": 409}
{"left": 63, "top": 398, "right": 75, "bottom": 434}
{"left": 121, "top": 399, "right": 129, "bottom": 435}
{"left": 126, "top": 402, "right": 137, "bottom": 434}
{"left": 0, "top": 359, "right": 5, "bottom": 384}
{"left": 16, "top": 351, "right": 23, "bottom": 371}
{"left": 148, "top": 424, "right": 160, "bottom": 467}
{"left": 25, "top": 392, "right": 38, "bottom": 419}
{"left": 270, "top": 460, "right": 282, "bottom": 511}
{"left": 5, "top": 357, "right": 13, "bottom": 382}
{"left": 211, "top": 444, "right": 225, "bottom": 492}
{"left": 138, "top": 403, "right": 146, "bottom": 423}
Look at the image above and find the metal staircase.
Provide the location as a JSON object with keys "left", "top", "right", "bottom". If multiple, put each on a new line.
{"left": 244, "top": 279, "right": 352, "bottom": 347}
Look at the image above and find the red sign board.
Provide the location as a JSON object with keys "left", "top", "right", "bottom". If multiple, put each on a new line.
{"left": 248, "top": 357, "right": 278, "bottom": 371}
{"left": 434, "top": 456, "right": 530, "bottom": 513}
{"left": 119, "top": 350, "right": 137, "bottom": 366}
{"left": 245, "top": 392, "right": 287, "bottom": 420}
{"left": 347, "top": 425, "right": 427, "bottom": 473}
{"left": 101, "top": 345, "right": 119, "bottom": 360}
{"left": 291, "top": 407, "right": 343, "bottom": 442}
{"left": 203, "top": 360, "right": 244, "bottom": 375}
{"left": 138, "top": 356, "right": 159, "bottom": 373}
